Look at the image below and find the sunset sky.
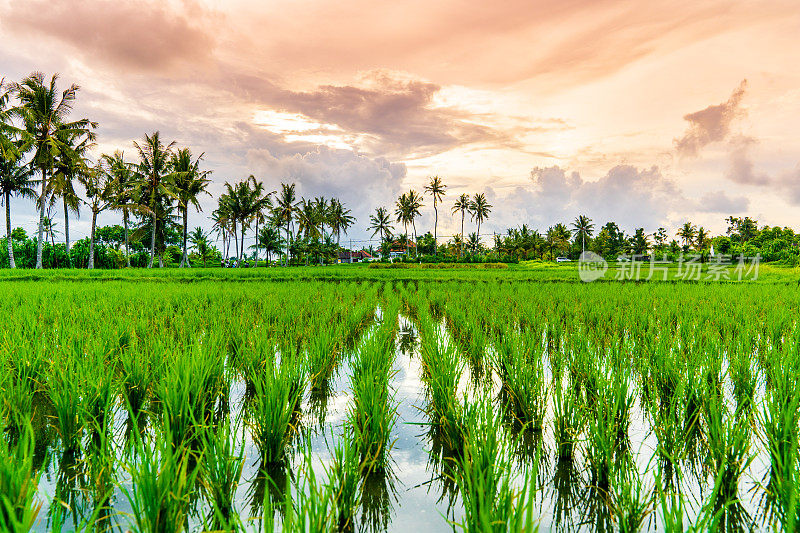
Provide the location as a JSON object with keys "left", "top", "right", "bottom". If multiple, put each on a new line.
{"left": 2, "top": 0, "right": 799, "bottom": 246}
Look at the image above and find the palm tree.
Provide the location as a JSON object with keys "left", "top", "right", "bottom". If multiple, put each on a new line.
{"left": 695, "top": 226, "right": 710, "bottom": 262}
{"left": 80, "top": 162, "right": 116, "bottom": 269}
{"left": 11, "top": 72, "right": 96, "bottom": 268}
{"left": 255, "top": 225, "right": 284, "bottom": 264}
{"left": 469, "top": 193, "right": 492, "bottom": 248}
{"left": 170, "top": 148, "right": 211, "bottom": 268}
{"left": 133, "top": 131, "right": 176, "bottom": 268}
{"left": 677, "top": 222, "right": 697, "bottom": 250}
{"left": 0, "top": 151, "right": 35, "bottom": 269}
{"left": 211, "top": 199, "right": 233, "bottom": 262}
{"left": 424, "top": 175, "right": 446, "bottom": 253}
{"left": 102, "top": 151, "right": 137, "bottom": 267}
{"left": 49, "top": 128, "right": 92, "bottom": 263}
{"left": 1, "top": 82, "right": 34, "bottom": 269}
{"left": 395, "top": 193, "right": 412, "bottom": 254}
{"left": 328, "top": 198, "right": 355, "bottom": 250}
{"left": 188, "top": 227, "right": 214, "bottom": 267}
{"left": 368, "top": 207, "right": 394, "bottom": 259}
{"left": 570, "top": 215, "right": 594, "bottom": 254}
{"left": 246, "top": 178, "right": 274, "bottom": 267}
{"left": 452, "top": 193, "right": 470, "bottom": 258}
{"left": 273, "top": 183, "right": 300, "bottom": 265}
{"left": 407, "top": 190, "right": 423, "bottom": 252}
{"left": 466, "top": 232, "right": 480, "bottom": 254}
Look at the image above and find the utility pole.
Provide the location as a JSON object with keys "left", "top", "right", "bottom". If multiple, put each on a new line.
{"left": 349, "top": 238, "right": 352, "bottom": 263}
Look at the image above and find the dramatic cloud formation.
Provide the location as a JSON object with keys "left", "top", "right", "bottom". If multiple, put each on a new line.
{"left": 675, "top": 80, "right": 747, "bottom": 157}
{"left": 2, "top": 0, "right": 216, "bottom": 73}
{"left": 697, "top": 191, "right": 749, "bottom": 213}
{"left": 1, "top": 0, "right": 799, "bottom": 243}
{"left": 726, "top": 136, "right": 770, "bottom": 186}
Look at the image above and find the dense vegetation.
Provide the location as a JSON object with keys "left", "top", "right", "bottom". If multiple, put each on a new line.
{"left": 1, "top": 269, "right": 799, "bottom": 531}
{"left": 3, "top": 73, "right": 799, "bottom": 270}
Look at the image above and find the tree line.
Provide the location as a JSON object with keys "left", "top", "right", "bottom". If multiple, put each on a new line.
{"left": 2, "top": 71, "right": 799, "bottom": 269}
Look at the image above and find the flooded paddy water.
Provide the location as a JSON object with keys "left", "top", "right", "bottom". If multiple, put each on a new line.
{"left": 1, "top": 279, "right": 796, "bottom": 532}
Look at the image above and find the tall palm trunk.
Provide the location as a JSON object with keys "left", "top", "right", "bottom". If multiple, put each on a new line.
{"left": 147, "top": 213, "right": 156, "bottom": 268}
{"left": 286, "top": 221, "right": 291, "bottom": 266}
{"left": 240, "top": 221, "right": 246, "bottom": 261}
{"left": 460, "top": 211, "right": 465, "bottom": 258}
{"left": 35, "top": 167, "right": 46, "bottom": 269}
{"left": 88, "top": 210, "right": 97, "bottom": 269}
{"left": 412, "top": 220, "right": 418, "bottom": 257}
{"left": 231, "top": 221, "right": 238, "bottom": 261}
{"left": 253, "top": 219, "right": 259, "bottom": 267}
{"left": 63, "top": 196, "right": 71, "bottom": 267}
{"left": 123, "top": 211, "right": 131, "bottom": 267}
{"left": 433, "top": 199, "right": 438, "bottom": 254}
{"left": 5, "top": 191, "right": 15, "bottom": 269}
{"left": 180, "top": 208, "right": 189, "bottom": 268}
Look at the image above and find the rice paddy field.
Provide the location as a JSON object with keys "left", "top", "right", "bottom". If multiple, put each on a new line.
{"left": 2, "top": 264, "right": 800, "bottom": 532}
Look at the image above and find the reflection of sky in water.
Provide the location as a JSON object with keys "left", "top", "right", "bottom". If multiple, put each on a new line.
{"left": 26, "top": 312, "right": 776, "bottom": 532}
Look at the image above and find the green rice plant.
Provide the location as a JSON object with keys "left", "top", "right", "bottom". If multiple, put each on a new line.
{"left": 0, "top": 423, "right": 42, "bottom": 532}
{"left": 454, "top": 397, "right": 539, "bottom": 533}
{"left": 199, "top": 417, "right": 245, "bottom": 531}
{"left": 348, "top": 319, "right": 398, "bottom": 473}
{"left": 758, "top": 362, "right": 800, "bottom": 527}
{"left": 47, "top": 357, "right": 83, "bottom": 454}
{"left": 729, "top": 350, "right": 757, "bottom": 416}
{"left": 248, "top": 355, "right": 306, "bottom": 467}
{"left": 494, "top": 329, "right": 547, "bottom": 432}
{"left": 327, "top": 437, "right": 361, "bottom": 532}
{"left": 702, "top": 391, "right": 753, "bottom": 523}
{"left": 156, "top": 343, "right": 225, "bottom": 454}
{"left": 120, "top": 346, "right": 153, "bottom": 424}
{"left": 610, "top": 464, "right": 653, "bottom": 533}
{"left": 82, "top": 400, "right": 117, "bottom": 532}
{"left": 122, "top": 421, "right": 200, "bottom": 533}
{"left": 553, "top": 378, "right": 582, "bottom": 462}
{"left": 417, "top": 310, "right": 465, "bottom": 451}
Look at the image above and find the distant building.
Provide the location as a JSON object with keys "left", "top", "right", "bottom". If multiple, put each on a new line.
{"left": 337, "top": 250, "right": 374, "bottom": 263}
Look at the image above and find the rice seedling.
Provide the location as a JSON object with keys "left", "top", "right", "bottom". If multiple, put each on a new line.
{"left": 327, "top": 437, "right": 362, "bottom": 532}
{"left": 199, "top": 416, "right": 245, "bottom": 531}
{"left": 348, "top": 313, "right": 398, "bottom": 473}
{"left": 494, "top": 329, "right": 547, "bottom": 433}
{"left": 122, "top": 421, "right": 200, "bottom": 533}
{"left": 453, "top": 396, "right": 539, "bottom": 533}
{"left": 0, "top": 422, "right": 42, "bottom": 532}
{"left": 248, "top": 354, "right": 307, "bottom": 468}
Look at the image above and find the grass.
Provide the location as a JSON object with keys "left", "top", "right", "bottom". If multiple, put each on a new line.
{"left": 2, "top": 268, "right": 800, "bottom": 530}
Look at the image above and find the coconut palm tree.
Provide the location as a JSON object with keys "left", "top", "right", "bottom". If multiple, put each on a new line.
{"left": 49, "top": 128, "right": 93, "bottom": 263}
{"left": 328, "top": 198, "right": 355, "bottom": 249}
{"left": 0, "top": 154, "right": 35, "bottom": 269}
{"left": 255, "top": 225, "right": 284, "bottom": 264}
{"left": 407, "top": 190, "right": 423, "bottom": 250}
{"left": 273, "top": 183, "right": 300, "bottom": 265}
{"left": 102, "top": 151, "right": 137, "bottom": 267}
{"left": 424, "top": 175, "right": 446, "bottom": 253}
{"left": 570, "top": 215, "right": 594, "bottom": 254}
{"left": 80, "top": 162, "right": 116, "bottom": 269}
{"left": 211, "top": 198, "right": 233, "bottom": 262}
{"left": 451, "top": 193, "right": 470, "bottom": 257}
{"left": 469, "top": 193, "right": 491, "bottom": 248}
{"left": 247, "top": 179, "right": 275, "bottom": 267}
{"left": 677, "top": 222, "right": 697, "bottom": 250}
{"left": 0, "top": 85, "right": 34, "bottom": 269}
{"left": 394, "top": 193, "right": 413, "bottom": 255}
{"left": 11, "top": 72, "right": 96, "bottom": 268}
{"left": 368, "top": 207, "right": 394, "bottom": 259}
{"left": 133, "top": 131, "right": 176, "bottom": 268}
{"left": 188, "top": 227, "right": 214, "bottom": 267}
{"left": 170, "top": 148, "right": 211, "bottom": 268}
